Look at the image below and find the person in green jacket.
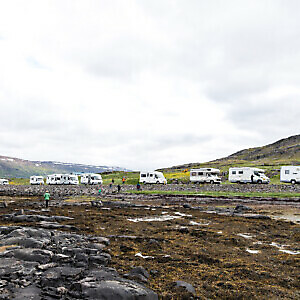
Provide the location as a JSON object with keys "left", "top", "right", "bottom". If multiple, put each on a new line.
{"left": 44, "top": 191, "right": 50, "bottom": 208}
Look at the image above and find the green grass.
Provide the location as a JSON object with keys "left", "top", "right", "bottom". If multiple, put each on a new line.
{"left": 8, "top": 178, "right": 30, "bottom": 185}
{"left": 127, "top": 189, "right": 300, "bottom": 199}
{"left": 101, "top": 171, "right": 139, "bottom": 185}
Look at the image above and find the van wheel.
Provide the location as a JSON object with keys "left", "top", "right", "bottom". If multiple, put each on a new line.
{"left": 291, "top": 179, "right": 296, "bottom": 184}
{"left": 143, "top": 181, "right": 146, "bottom": 184}
{"left": 156, "top": 181, "right": 160, "bottom": 184}
{"left": 210, "top": 180, "right": 214, "bottom": 184}
{"left": 257, "top": 180, "right": 262, "bottom": 184}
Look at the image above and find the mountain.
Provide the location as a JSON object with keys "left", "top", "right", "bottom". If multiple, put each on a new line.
{"left": 162, "top": 134, "right": 300, "bottom": 171}
{"left": 0, "top": 156, "right": 130, "bottom": 178}
{"left": 217, "top": 134, "right": 300, "bottom": 163}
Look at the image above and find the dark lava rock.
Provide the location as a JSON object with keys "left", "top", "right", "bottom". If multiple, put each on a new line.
{"left": 172, "top": 280, "right": 196, "bottom": 296}
{"left": 0, "top": 226, "right": 158, "bottom": 299}
{"left": 127, "top": 266, "right": 150, "bottom": 283}
{"left": 244, "top": 214, "right": 271, "bottom": 220}
{"left": 183, "top": 203, "right": 192, "bottom": 209}
{"left": 234, "top": 205, "right": 252, "bottom": 213}
{"left": 81, "top": 279, "right": 157, "bottom": 300}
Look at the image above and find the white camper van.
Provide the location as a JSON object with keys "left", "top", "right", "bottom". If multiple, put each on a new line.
{"left": 81, "top": 173, "right": 103, "bottom": 185}
{"left": 190, "top": 168, "right": 221, "bottom": 184}
{"left": 46, "top": 174, "right": 64, "bottom": 185}
{"left": 62, "top": 174, "right": 79, "bottom": 185}
{"left": 46, "top": 174, "right": 79, "bottom": 185}
{"left": 30, "top": 176, "right": 44, "bottom": 185}
{"left": 280, "top": 166, "right": 300, "bottom": 184}
{"left": 139, "top": 171, "right": 167, "bottom": 184}
{"left": 229, "top": 167, "right": 270, "bottom": 184}
{"left": 0, "top": 179, "right": 9, "bottom": 185}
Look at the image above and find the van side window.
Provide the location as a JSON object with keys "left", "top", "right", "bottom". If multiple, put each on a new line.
{"left": 232, "top": 171, "right": 236, "bottom": 175}
{"left": 238, "top": 171, "right": 243, "bottom": 174}
{"left": 198, "top": 172, "right": 203, "bottom": 176}
{"left": 141, "top": 174, "right": 146, "bottom": 178}
{"left": 150, "top": 174, "right": 153, "bottom": 177}
{"left": 285, "top": 170, "right": 290, "bottom": 174}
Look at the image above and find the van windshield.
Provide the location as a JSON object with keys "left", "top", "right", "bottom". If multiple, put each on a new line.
{"left": 254, "top": 171, "right": 263, "bottom": 177}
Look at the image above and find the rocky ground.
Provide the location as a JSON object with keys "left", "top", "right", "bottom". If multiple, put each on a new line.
{"left": 1, "top": 183, "right": 299, "bottom": 198}
{"left": 0, "top": 185, "right": 299, "bottom": 299}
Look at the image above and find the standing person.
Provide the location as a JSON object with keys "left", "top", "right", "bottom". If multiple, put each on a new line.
{"left": 137, "top": 182, "right": 141, "bottom": 191}
{"left": 122, "top": 177, "right": 126, "bottom": 184}
{"left": 44, "top": 190, "right": 50, "bottom": 208}
{"left": 112, "top": 179, "right": 114, "bottom": 184}
{"left": 98, "top": 188, "right": 102, "bottom": 196}
{"left": 117, "top": 184, "right": 121, "bottom": 193}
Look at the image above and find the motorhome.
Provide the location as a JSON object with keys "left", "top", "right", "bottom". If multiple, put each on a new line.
{"left": 81, "top": 173, "right": 103, "bottom": 185}
{"left": 190, "top": 168, "right": 221, "bottom": 184}
{"left": 229, "top": 167, "right": 270, "bottom": 184}
{"left": 46, "top": 174, "right": 64, "bottom": 185}
{"left": 62, "top": 174, "right": 79, "bottom": 185}
{"left": 0, "top": 179, "right": 9, "bottom": 185}
{"left": 280, "top": 166, "right": 300, "bottom": 184}
{"left": 30, "top": 176, "right": 44, "bottom": 185}
{"left": 139, "top": 171, "right": 167, "bottom": 184}
{"left": 46, "top": 174, "right": 79, "bottom": 185}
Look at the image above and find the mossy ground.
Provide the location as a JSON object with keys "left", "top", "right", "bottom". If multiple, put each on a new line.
{"left": 0, "top": 195, "right": 299, "bottom": 299}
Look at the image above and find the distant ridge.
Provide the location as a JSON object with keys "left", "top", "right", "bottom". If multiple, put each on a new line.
{"left": 162, "top": 134, "right": 300, "bottom": 171}
{"left": 215, "top": 134, "right": 300, "bottom": 163}
{"left": 0, "top": 156, "right": 130, "bottom": 178}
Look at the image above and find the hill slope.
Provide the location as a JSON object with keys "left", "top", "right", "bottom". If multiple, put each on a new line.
{"left": 163, "top": 134, "right": 300, "bottom": 171}
{"left": 0, "top": 156, "right": 130, "bottom": 178}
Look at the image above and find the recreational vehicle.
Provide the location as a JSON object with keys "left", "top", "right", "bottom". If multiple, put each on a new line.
{"left": 46, "top": 174, "right": 64, "bottom": 185}
{"left": 190, "top": 168, "right": 221, "bottom": 184}
{"left": 280, "top": 166, "right": 300, "bottom": 184}
{"left": 0, "top": 179, "right": 9, "bottom": 185}
{"left": 229, "top": 167, "right": 270, "bottom": 184}
{"left": 46, "top": 174, "right": 79, "bottom": 185}
{"left": 62, "top": 174, "right": 79, "bottom": 185}
{"left": 30, "top": 176, "right": 44, "bottom": 185}
{"left": 81, "top": 173, "right": 103, "bottom": 185}
{"left": 139, "top": 171, "right": 167, "bottom": 184}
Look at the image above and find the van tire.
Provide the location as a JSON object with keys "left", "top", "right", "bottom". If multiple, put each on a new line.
{"left": 257, "top": 180, "right": 262, "bottom": 184}
{"left": 210, "top": 180, "right": 214, "bottom": 184}
{"left": 291, "top": 179, "right": 296, "bottom": 184}
{"left": 143, "top": 181, "right": 146, "bottom": 184}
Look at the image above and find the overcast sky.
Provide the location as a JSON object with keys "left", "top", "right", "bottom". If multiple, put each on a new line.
{"left": 0, "top": 0, "right": 299, "bottom": 171}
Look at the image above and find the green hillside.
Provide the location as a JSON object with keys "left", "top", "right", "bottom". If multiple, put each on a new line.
{"left": 159, "top": 134, "right": 300, "bottom": 184}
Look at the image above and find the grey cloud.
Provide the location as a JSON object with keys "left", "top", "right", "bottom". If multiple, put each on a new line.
{"left": 228, "top": 97, "right": 300, "bottom": 138}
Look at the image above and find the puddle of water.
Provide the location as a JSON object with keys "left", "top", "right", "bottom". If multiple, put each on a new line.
{"left": 279, "top": 249, "right": 300, "bottom": 255}
{"left": 271, "top": 214, "right": 300, "bottom": 223}
{"left": 237, "top": 233, "right": 253, "bottom": 239}
{"left": 190, "top": 221, "right": 210, "bottom": 226}
{"left": 253, "top": 241, "right": 263, "bottom": 245}
{"left": 246, "top": 248, "right": 260, "bottom": 254}
{"left": 174, "top": 212, "right": 192, "bottom": 217}
{"left": 269, "top": 242, "right": 299, "bottom": 254}
{"left": 135, "top": 252, "right": 154, "bottom": 259}
{"left": 270, "top": 242, "right": 289, "bottom": 249}
{"left": 128, "top": 215, "right": 181, "bottom": 222}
